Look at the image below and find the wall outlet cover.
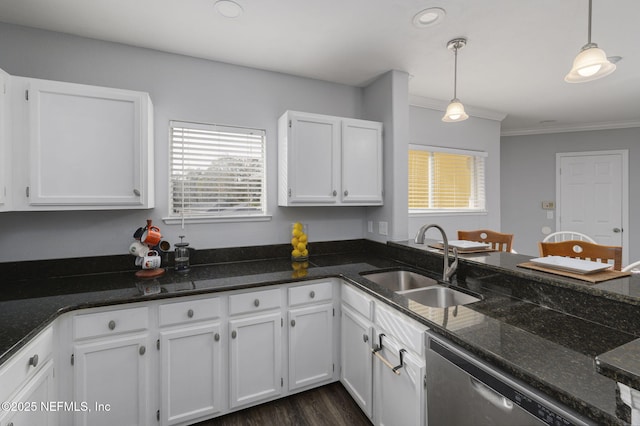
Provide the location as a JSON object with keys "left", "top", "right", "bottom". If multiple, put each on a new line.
{"left": 378, "top": 221, "right": 388, "bottom": 236}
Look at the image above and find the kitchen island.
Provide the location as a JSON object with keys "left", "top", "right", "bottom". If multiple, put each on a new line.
{"left": 1, "top": 238, "right": 639, "bottom": 425}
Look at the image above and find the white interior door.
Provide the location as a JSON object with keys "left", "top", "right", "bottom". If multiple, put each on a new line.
{"left": 556, "top": 150, "right": 628, "bottom": 263}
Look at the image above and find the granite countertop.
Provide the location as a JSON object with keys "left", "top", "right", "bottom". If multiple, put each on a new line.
{"left": 1, "top": 240, "right": 639, "bottom": 425}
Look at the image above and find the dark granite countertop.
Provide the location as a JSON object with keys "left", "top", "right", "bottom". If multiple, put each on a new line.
{"left": 1, "top": 239, "right": 639, "bottom": 425}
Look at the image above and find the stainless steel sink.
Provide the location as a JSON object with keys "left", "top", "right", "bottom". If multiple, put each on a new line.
{"left": 403, "top": 286, "right": 481, "bottom": 308}
{"left": 361, "top": 269, "right": 481, "bottom": 308}
{"left": 361, "top": 269, "right": 439, "bottom": 292}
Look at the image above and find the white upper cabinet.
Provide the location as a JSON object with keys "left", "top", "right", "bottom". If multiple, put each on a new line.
{"left": 278, "top": 110, "right": 383, "bottom": 206}
{"left": 10, "top": 76, "right": 154, "bottom": 210}
{"left": 0, "top": 68, "right": 10, "bottom": 211}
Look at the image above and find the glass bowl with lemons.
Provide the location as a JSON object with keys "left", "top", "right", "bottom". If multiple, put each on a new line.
{"left": 290, "top": 222, "right": 309, "bottom": 261}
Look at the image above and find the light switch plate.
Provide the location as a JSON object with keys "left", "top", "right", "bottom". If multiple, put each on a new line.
{"left": 379, "top": 221, "right": 388, "bottom": 236}
{"left": 368, "top": 221, "right": 373, "bottom": 233}
{"left": 542, "top": 201, "right": 555, "bottom": 209}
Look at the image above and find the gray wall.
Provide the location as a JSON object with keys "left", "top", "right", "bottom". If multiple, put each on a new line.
{"left": 408, "top": 104, "right": 502, "bottom": 242}
{"left": 0, "top": 23, "right": 375, "bottom": 261}
{"left": 501, "top": 127, "right": 640, "bottom": 261}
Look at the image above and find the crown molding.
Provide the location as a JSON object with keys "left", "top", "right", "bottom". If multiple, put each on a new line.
{"left": 409, "top": 94, "right": 507, "bottom": 122}
{"left": 501, "top": 120, "right": 640, "bottom": 137}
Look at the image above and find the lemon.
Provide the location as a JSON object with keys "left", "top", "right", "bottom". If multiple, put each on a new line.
{"left": 292, "top": 229, "right": 303, "bottom": 238}
{"left": 297, "top": 242, "right": 307, "bottom": 251}
{"left": 291, "top": 237, "right": 299, "bottom": 247}
{"left": 299, "top": 234, "right": 308, "bottom": 243}
{"left": 293, "top": 222, "right": 303, "bottom": 230}
{"left": 301, "top": 249, "right": 308, "bottom": 257}
{"left": 292, "top": 249, "right": 302, "bottom": 258}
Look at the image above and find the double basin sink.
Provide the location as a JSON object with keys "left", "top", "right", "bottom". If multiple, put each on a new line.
{"left": 361, "top": 269, "right": 481, "bottom": 308}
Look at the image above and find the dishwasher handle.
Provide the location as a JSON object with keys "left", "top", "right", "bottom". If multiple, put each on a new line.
{"left": 470, "top": 376, "right": 514, "bottom": 412}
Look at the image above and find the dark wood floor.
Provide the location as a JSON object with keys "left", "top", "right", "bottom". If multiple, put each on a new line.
{"left": 194, "top": 382, "right": 372, "bottom": 426}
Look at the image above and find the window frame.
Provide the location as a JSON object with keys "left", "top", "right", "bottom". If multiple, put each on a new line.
{"left": 408, "top": 144, "right": 488, "bottom": 216}
{"left": 163, "top": 120, "right": 271, "bottom": 225}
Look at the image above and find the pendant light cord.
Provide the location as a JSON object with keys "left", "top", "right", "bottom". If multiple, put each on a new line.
{"left": 453, "top": 43, "right": 458, "bottom": 99}
{"left": 587, "top": 0, "right": 592, "bottom": 44}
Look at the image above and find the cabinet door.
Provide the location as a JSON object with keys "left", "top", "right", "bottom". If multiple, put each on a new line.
{"left": 229, "top": 312, "right": 282, "bottom": 409}
{"left": 0, "top": 68, "right": 9, "bottom": 211}
{"left": 288, "top": 303, "right": 334, "bottom": 391}
{"left": 340, "top": 304, "right": 373, "bottom": 419}
{"left": 25, "top": 78, "right": 153, "bottom": 208}
{"left": 73, "top": 334, "right": 150, "bottom": 426}
{"left": 341, "top": 119, "right": 383, "bottom": 204}
{"left": 159, "top": 322, "right": 223, "bottom": 426}
{"left": 282, "top": 112, "right": 340, "bottom": 205}
{"left": 373, "top": 333, "right": 425, "bottom": 426}
{"left": 1, "top": 359, "right": 56, "bottom": 426}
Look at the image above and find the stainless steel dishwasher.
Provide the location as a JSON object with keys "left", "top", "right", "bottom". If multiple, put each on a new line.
{"left": 426, "top": 331, "right": 596, "bottom": 426}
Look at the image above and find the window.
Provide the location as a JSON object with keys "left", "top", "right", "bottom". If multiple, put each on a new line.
{"left": 169, "top": 120, "right": 266, "bottom": 220}
{"left": 408, "top": 145, "right": 486, "bottom": 213}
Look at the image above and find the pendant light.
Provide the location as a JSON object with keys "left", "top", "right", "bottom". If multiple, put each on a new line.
{"left": 565, "top": 0, "right": 615, "bottom": 83}
{"left": 442, "top": 38, "right": 469, "bottom": 123}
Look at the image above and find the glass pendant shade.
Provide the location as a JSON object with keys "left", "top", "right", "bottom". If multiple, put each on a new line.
{"left": 565, "top": 43, "right": 616, "bottom": 83}
{"left": 442, "top": 99, "right": 468, "bottom": 122}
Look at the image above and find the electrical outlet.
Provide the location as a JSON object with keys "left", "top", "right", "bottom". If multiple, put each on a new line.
{"left": 379, "top": 221, "right": 388, "bottom": 236}
{"left": 367, "top": 221, "right": 373, "bottom": 233}
{"left": 542, "top": 201, "right": 555, "bottom": 209}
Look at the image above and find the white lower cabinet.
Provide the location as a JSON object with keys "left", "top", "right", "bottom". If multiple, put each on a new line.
{"left": 73, "top": 333, "right": 150, "bottom": 426}
{"left": 71, "top": 306, "right": 150, "bottom": 426}
{"left": 158, "top": 296, "right": 223, "bottom": 426}
{"left": 372, "top": 333, "right": 425, "bottom": 426}
{"left": 340, "top": 304, "right": 374, "bottom": 418}
{"left": 0, "top": 360, "right": 56, "bottom": 426}
{"left": 288, "top": 283, "right": 335, "bottom": 391}
{"left": 229, "top": 311, "right": 283, "bottom": 409}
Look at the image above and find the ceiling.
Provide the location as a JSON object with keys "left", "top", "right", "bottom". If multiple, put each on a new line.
{"left": 1, "top": 0, "right": 638, "bottom": 135}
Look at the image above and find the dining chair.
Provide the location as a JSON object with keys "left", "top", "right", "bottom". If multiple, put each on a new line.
{"left": 457, "top": 229, "right": 514, "bottom": 253}
{"left": 537, "top": 240, "right": 622, "bottom": 271}
{"left": 622, "top": 260, "right": 640, "bottom": 273}
{"left": 542, "top": 231, "right": 596, "bottom": 243}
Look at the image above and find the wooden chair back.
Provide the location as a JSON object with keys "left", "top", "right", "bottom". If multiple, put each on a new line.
{"left": 457, "top": 229, "right": 514, "bottom": 252}
{"left": 537, "top": 240, "right": 623, "bottom": 271}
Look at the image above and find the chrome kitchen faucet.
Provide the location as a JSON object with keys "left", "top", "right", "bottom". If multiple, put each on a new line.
{"left": 414, "top": 224, "right": 458, "bottom": 283}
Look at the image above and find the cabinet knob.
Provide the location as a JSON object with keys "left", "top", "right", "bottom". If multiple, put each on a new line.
{"left": 363, "top": 334, "right": 369, "bottom": 343}
{"left": 108, "top": 320, "right": 116, "bottom": 330}
{"left": 133, "top": 189, "right": 141, "bottom": 196}
{"left": 139, "top": 346, "right": 146, "bottom": 356}
{"left": 187, "top": 309, "right": 194, "bottom": 318}
{"left": 344, "top": 190, "right": 349, "bottom": 196}
{"left": 214, "top": 333, "right": 220, "bottom": 342}
{"left": 309, "top": 290, "right": 315, "bottom": 299}
{"left": 29, "top": 354, "right": 39, "bottom": 368}
{"left": 332, "top": 190, "right": 337, "bottom": 196}
{"left": 254, "top": 299, "right": 260, "bottom": 307}
{"left": 291, "top": 319, "right": 296, "bottom": 327}
{"left": 232, "top": 330, "right": 237, "bottom": 339}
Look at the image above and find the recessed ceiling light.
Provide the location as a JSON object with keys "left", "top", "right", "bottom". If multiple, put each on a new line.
{"left": 413, "top": 7, "right": 446, "bottom": 28}
{"left": 215, "top": 0, "right": 243, "bottom": 18}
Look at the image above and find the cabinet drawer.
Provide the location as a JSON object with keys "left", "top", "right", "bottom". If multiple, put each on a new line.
{"left": 342, "top": 284, "right": 374, "bottom": 320}
{"left": 375, "top": 303, "right": 425, "bottom": 357}
{"left": 288, "top": 281, "right": 333, "bottom": 306}
{"left": 0, "top": 326, "right": 53, "bottom": 403}
{"left": 159, "top": 297, "right": 221, "bottom": 326}
{"left": 229, "top": 288, "right": 281, "bottom": 316}
{"left": 73, "top": 306, "right": 149, "bottom": 340}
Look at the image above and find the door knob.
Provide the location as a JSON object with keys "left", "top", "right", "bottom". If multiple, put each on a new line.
{"left": 613, "top": 227, "right": 622, "bottom": 233}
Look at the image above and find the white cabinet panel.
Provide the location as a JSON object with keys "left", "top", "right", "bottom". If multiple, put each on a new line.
{"left": 278, "top": 110, "right": 383, "bottom": 206}
{"left": 341, "top": 304, "right": 374, "bottom": 419}
{"left": 73, "top": 333, "right": 150, "bottom": 426}
{"left": 0, "top": 359, "right": 56, "bottom": 426}
{"left": 159, "top": 322, "right": 223, "bottom": 426}
{"left": 10, "top": 76, "right": 154, "bottom": 210}
{"left": 288, "top": 303, "right": 334, "bottom": 391}
{"left": 228, "top": 311, "right": 282, "bottom": 409}
{"left": 0, "top": 68, "right": 9, "bottom": 211}
{"left": 341, "top": 118, "right": 383, "bottom": 204}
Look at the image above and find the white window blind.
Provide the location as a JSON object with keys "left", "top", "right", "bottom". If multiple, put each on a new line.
{"left": 169, "top": 121, "right": 266, "bottom": 219}
{"left": 409, "top": 145, "right": 486, "bottom": 213}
